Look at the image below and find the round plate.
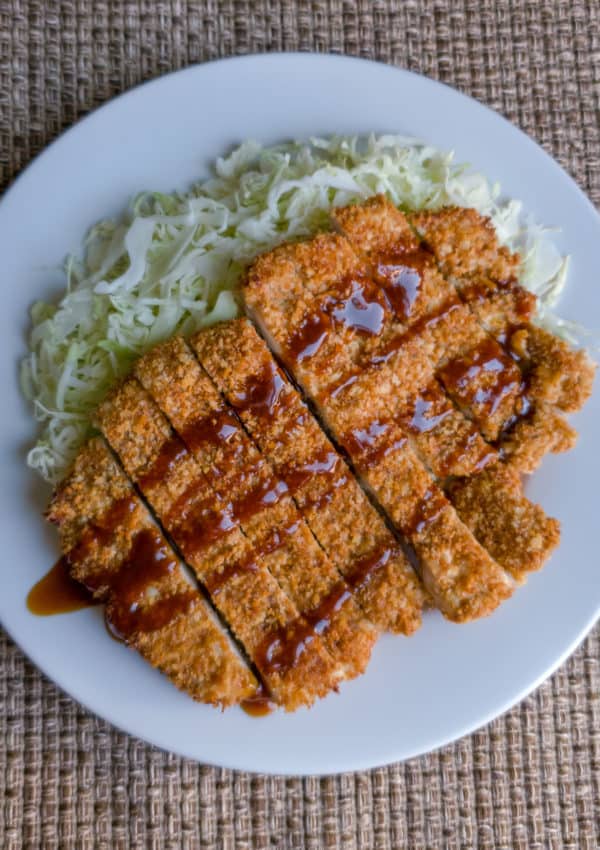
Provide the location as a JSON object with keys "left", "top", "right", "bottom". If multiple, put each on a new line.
{"left": 1, "top": 54, "right": 598, "bottom": 775}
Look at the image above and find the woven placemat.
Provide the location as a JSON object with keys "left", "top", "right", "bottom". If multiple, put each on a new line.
{"left": 1, "top": 2, "right": 599, "bottom": 848}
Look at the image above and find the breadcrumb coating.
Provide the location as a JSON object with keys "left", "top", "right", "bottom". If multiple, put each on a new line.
{"left": 448, "top": 464, "right": 561, "bottom": 583}
{"left": 134, "top": 336, "right": 377, "bottom": 681}
{"left": 244, "top": 233, "right": 515, "bottom": 622}
{"left": 96, "top": 379, "right": 338, "bottom": 710}
{"left": 191, "top": 318, "right": 427, "bottom": 635}
{"left": 47, "top": 438, "right": 257, "bottom": 707}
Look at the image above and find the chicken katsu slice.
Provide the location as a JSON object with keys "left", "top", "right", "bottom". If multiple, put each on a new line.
{"left": 244, "top": 249, "right": 514, "bottom": 622}
{"left": 322, "top": 381, "right": 514, "bottom": 622}
{"left": 190, "top": 317, "right": 427, "bottom": 635}
{"left": 331, "top": 199, "right": 562, "bottom": 576}
{"left": 96, "top": 380, "right": 338, "bottom": 711}
{"left": 133, "top": 337, "right": 376, "bottom": 680}
{"left": 447, "top": 465, "right": 561, "bottom": 582}
{"left": 247, "top": 223, "right": 560, "bottom": 585}
{"left": 248, "top": 214, "right": 510, "bottom": 483}
{"left": 333, "top": 196, "right": 526, "bottom": 442}
{"left": 46, "top": 437, "right": 257, "bottom": 706}
{"left": 335, "top": 196, "right": 581, "bottom": 474}
{"left": 499, "top": 402, "right": 577, "bottom": 474}
{"left": 411, "top": 206, "right": 596, "bottom": 415}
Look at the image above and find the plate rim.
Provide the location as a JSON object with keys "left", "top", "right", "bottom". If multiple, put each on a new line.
{"left": 1, "top": 51, "right": 599, "bottom": 775}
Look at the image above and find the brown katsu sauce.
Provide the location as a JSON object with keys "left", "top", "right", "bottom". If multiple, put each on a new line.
{"left": 328, "top": 277, "right": 388, "bottom": 336}
{"left": 255, "top": 618, "right": 315, "bottom": 675}
{"left": 205, "top": 522, "right": 299, "bottom": 596}
{"left": 37, "top": 491, "right": 195, "bottom": 639}
{"left": 233, "top": 362, "right": 287, "bottom": 420}
{"left": 281, "top": 450, "right": 340, "bottom": 494}
{"left": 343, "top": 420, "right": 407, "bottom": 470}
{"left": 285, "top": 276, "right": 388, "bottom": 364}
{"left": 438, "top": 338, "right": 523, "bottom": 418}
{"left": 176, "top": 504, "right": 237, "bottom": 557}
{"left": 403, "top": 488, "right": 448, "bottom": 537}
{"left": 229, "top": 476, "right": 289, "bottom": 524}
{"left": 204, "top": 555, "right": 259, "bottom": 595}
{"left": 241, "top": 684, "right": 276, "bottom": 717}
{"left": 375, "top": 248, "right": 432, "bottom": 320}
{"left": 301, "top": 472, "right": 349, "bottom": 513}
{"left": 405, "top": 389, "right": 453, "bottom": 434}
{"left": 138, "top": 437, "right": 188, "bottom": 490}
{"left": 438, "top": 430, "right": 498, "bottom": 478}
{"left": 304, "top": 582, "right": 352, "bottom": 635}
{"left": 107, "top": 588, "right": 196, "bottom": 642}
{"left": 328, "top": 371, "right": 360, "bottom": 399}
{"left": 181, "top": 408, "right": 241, "bottom": 453}
{"left": 27, "top": 557, "right": 97, "bottom": 616}
{"left": 460, "top": 278, "right": 537, "bottom": 324}
{"left": 255, "top": 580, "right": 352, "bottom": 677}
{"left": 166, "top": 479, "right": 213, "bottom": 527}
{"left": 286, "top": 312, "right": 331, "bottom": 362}
{"left": 65, "top": 496, "right": 138, "bottom": 565}
{"left": 362, "top": 301, "right": 462, "bottom": 369}
{"left": 346, "top": 546, "right": 394, "bottom": 592}
{"left": 78, "top": 526, "right": 195, "bottom": 641}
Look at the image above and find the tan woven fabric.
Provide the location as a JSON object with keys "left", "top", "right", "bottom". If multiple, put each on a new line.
{"left": 1, "top": 1, "right": 599, "bottom": 847}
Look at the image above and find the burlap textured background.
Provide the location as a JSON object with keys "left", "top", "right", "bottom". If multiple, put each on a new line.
{"left": 0, "top": 2, "right": 598, "bottom": 848}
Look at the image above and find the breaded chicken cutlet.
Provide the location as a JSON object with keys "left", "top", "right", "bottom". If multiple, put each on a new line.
{"left": 243, "top": 198, "right": 592, "bottom": 608}
{"left": 132, "top": 335, "right": 378, "bottom": 680}
{"left": 190, "top": 318, "right": 427, "bottom": 635}
{"left": 95, "top": 377, "right": 342, "bottom": 711}
{"left": 46, "top": 437, "right": 257, "bottom": 707}
{"left": 44, "top": 195, "right": 594, "bottom": 713}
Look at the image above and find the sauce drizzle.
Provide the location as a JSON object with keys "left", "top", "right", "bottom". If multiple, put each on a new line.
{"left": 181, "top": 408, "right": 241, "bottom": 452}
{"left": 139, "top": 437, "right": 188, "bottom": 490}
{"left": 233, "top": 363, "right": 287, "bottom": 420}
{"left": 405, "top": 390, "right": 453, "bottom": 434}
{"left": 403, "top": 488, "right": 448, "bottom": 537}
{"left": 375, "top": 249, "right": 432, "bottom": 319}
{"left": 34, "top": 493, "right": 196, "bottom": 641}
{"left": 343, "top": 421, "right": 408, "bottom": 470}
{"left": 255, "top": 578, "right": 353, "bottom": 676}
{"left": 329, "top": 278, "right": 387, "bottom": 335}
{"left": 346, "top": 546, "right": 395, "bottom": 592}
{"left": 438, "top": 338, "right": 522, "bottom": 418}
{"left": 286, "top": 312, "right": 331, "bottom": 362}
{"left": 241, "top": 684, "right": 276, "bottom": 717}
{"left": 282, "top": 450, "right": 340, "bottom": 494}
{"left": 27, "top": 557, "right": 97, "bottom": 616}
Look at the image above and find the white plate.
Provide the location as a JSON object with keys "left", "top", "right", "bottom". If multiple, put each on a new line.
{"left": 1, "top": 54, "right": 598, "bottom": 776}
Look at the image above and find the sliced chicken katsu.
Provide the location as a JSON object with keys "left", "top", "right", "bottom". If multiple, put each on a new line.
{"left": 334, "top": 196, "right": 530, "bottom": 443}
{"left": 96, "top": 380, "right": 339, "bottom": 711}
{"left": 190, "top": 317, "right": 427, "bottom": 635}
{"left": 447, "top": 465, "right": 560, "bottom": 582}
{"left": 411, "top": 205, "right": 595, "bottom": 455}
{"left": 331, "top": 198, "right": 561, "bottom": 578}
{"left": 46, "top": 437, "right": 257, "bottom": 706}
{"left": 244, "top": 239, "right": 515, "bottom": 621}
{"left": 133, "top": 336, "right": 377, "bottom": 680}
{"left": 246, "top": 210, "right": 561, "bottom": 586}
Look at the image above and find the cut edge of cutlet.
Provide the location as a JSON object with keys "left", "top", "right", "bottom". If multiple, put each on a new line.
{"left": 47, "top": 436, "right": 258, "bottom": 708}
{"left": 190, "top": 316, "right": 428, "bottom": 636}
{"left": 132, "top": 334, "right": 378, "bottom": 681}
{"left": 95, "top": 375, "right": 343, "bottom": 711}
{"left": 447, "top": 463, "right": 561, "bottom": 583}
{"left": 242, "top": 233, "right": 517, "bottom": 624}
{"left": 329, "top": 197, "right": 560, "bottom": 584}
{"left": 331, "top": 194, "right": 420, "bottom": 256}
{"left": 410, "top": 205, "right": 596, "bottom": 417}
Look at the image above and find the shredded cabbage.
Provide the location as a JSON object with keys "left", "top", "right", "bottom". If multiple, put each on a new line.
{"left": 20, "top": 135, "right": 596, "bottom": 484}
